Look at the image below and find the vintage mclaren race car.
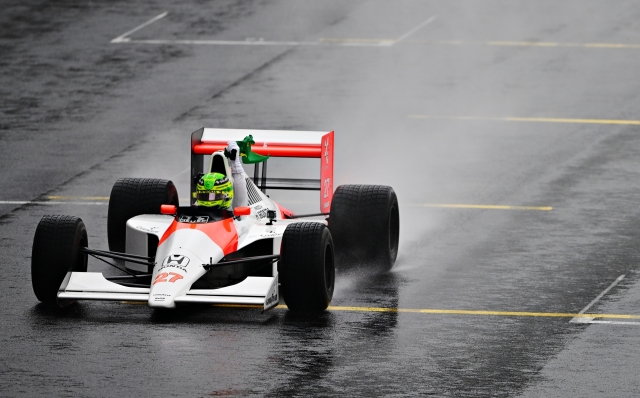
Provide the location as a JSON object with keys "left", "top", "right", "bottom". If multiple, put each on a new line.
{"left": 31, "top": 129, "right": 400, "bottom": 312}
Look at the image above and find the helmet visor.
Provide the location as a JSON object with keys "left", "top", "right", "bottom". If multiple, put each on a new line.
{"left": 197, "top": 192, "right": 229, "bottom": 202}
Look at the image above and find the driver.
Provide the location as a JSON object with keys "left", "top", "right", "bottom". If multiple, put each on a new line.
{"left": 195, "top": 172, "right": 234, "bottom": 210}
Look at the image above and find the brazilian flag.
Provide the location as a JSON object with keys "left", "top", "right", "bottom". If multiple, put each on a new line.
{"left": 226, "top": 135, "right": 270, "bottom": 164}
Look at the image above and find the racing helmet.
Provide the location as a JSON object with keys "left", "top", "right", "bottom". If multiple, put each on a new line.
{"left": 196, "top": 172, "right": 234, "bottom": 209}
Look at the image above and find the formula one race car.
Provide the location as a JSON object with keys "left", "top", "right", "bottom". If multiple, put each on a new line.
{"left": 31, "top": 129, "right": 399, "bottom": 312}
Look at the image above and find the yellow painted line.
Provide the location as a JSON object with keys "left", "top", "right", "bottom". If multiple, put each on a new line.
{"left": 504, "top": 117, "right": 640, "bottom": 125}
{"left": 419, "top": 203, "right": 552, "bottom": 211}
{"left": 412, "top": 40, "right": 561, "bottom": 47}
{"left": 408, "top": 115, "right": 640, "bottom": 126}
{"left": 426, "top": 40, "right": 640, "bottom": 49}
{"left": 584, "top": 42, "right": 640, "bottom": 49}
{"left": 48, "top": 195, "right": 110, "bottom": 201}
{"left": 319, "top": 37, "right": 395, "bottom": 45}
{"left": 47, "top": 196, "right": 192, "bottom": 202}
{"left": 120, "top": 302, "right": 640, "bottom": 320}
{"left": 318, "top": 38, "right": 640, "bottom": 49}
{"left": 201, "top": 303, "right": 640, "bottom": 319}
{"left": 211, "top": 304, "right": 264, "bottom": 309}
{"left": 267, "top": 201, "right": 552, "bottom": 211}
{"left": 46, "top": 196, "right": 550, "bottom": 211}
{"left": 327, "top": 306, "right": 640, "bottom": 319}
{"left": 487, "top": 41, "right": 560, "bottom": 47}
{"left": 487, "top": 41, "right": 640, "bottom": 49}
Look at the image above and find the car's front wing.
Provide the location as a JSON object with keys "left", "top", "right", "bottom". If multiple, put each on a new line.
{"left": 58, "top": 272, "right": 279, "bottom": 311}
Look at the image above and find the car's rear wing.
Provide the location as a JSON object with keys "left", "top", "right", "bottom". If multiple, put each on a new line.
{"left": 191, "top": 128, "right": 334, "bottom": 212}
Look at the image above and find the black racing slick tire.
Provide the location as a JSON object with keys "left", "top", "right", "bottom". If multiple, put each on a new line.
{"left": 107, "top": 178, "right": 178, "bottom": 253}
{"left": 280, "top": 222, "right": 335, "bottom": 312}
{"left": 329, "top": 185, "right": 400, "bottom": 272}
{"left": 31, "top": 215, "right": 88, "bottom": 305}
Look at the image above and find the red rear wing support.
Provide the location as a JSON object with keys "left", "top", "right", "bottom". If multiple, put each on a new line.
{"left": 191, "top": 128, "right": 334, "bottom": 212}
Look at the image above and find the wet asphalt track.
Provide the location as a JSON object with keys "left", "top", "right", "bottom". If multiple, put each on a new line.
{"left": 2, "top": 1, "right": 640, "bottom": 396}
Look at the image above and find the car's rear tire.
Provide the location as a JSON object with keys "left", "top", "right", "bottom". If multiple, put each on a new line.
{"left": 329, "top": 185, "right": 400, "bottom": 272}
{"left": 280, "top": 222, "right": 335, "bottom": 311}
{"left": 107, "top": 178, "right": 178, "bottom": 253}
{"left": 31, "top": 215, "right": 88, "bottom": 306}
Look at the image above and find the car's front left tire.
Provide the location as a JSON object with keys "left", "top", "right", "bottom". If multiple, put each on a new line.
{"left": 31, "top": 215, "right": 88, "bottom": 306}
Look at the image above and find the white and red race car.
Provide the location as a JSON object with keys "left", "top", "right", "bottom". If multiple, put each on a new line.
{"left": 31, "top": 129, "right": 399, "bottom": 312}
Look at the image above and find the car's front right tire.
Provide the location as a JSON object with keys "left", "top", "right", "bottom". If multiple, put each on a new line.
{"left": 31, "top": 215, "right": 88, "bottom": 306}
{"left": 280, "top": 222, "right": 335, "bottom": 312}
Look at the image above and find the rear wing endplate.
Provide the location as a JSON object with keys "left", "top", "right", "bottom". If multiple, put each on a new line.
{"left": 191, "top": 128, "right": 334, "bottom": 212}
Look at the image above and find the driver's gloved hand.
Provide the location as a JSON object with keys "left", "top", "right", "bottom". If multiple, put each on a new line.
{"left": 226, "top": 141, "right": 243, "bottom": 174}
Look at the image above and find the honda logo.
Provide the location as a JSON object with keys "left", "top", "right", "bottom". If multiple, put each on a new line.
{"left": 324, "top": 139, "right": 329, "bottom": 165}
{"left": 163, "top": 254, "right": 190, "bottom": 267}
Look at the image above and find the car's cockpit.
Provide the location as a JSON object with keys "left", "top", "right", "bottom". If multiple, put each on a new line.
{"left": 175, "top": 206, "right": 235, "bottom": 223}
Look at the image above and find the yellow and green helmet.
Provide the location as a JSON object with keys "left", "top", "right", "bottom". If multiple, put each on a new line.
{"left": 196, "top": 172, "right": 233, "bottom": 209}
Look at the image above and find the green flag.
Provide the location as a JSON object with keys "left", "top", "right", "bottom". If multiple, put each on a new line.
{"left": 226, "top": 135, "right": 270, "bottom": 164}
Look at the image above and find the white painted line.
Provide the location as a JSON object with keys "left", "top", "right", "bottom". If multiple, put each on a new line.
{"left": 395, "top": 15, "right": 437, "bottom": 44}
{"left": 109, "top": 11, "right": 434, "bottom": 48}
{"left": 582, "top": 320, "right": 640, "bottom": 326}
{"left": 577, "top": 275, "right": 625, "bottom": 313}
{"left": 570, "top": 274, "right": 625, "bottom": 323}
{"left": 111, "top": 12, "right": 168, "bottom": 43}
{"left": 118, "top": 39, "right": 390, "bottom": 47}
{"left": 46, "top": 201, "right": 109, "bottom": 205}
{"left": 123, "top": 39, "right": 319, "bottom": 46}
{"left": 335, "top": 41, "right": 392, "bottom": 47}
